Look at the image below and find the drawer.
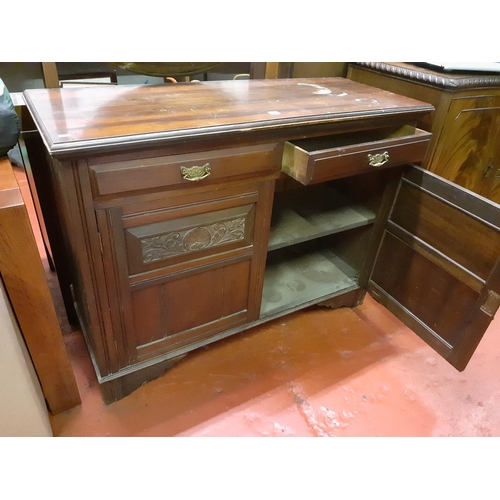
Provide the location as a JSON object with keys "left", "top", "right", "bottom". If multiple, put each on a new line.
{"left": 281, "top": 125, "right": 431, "bottom": 185}
{"left": 88, "top": 143, "right": 282, "bottom": 197}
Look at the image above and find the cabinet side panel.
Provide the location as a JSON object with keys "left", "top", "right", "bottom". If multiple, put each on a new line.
{"left": 429, "top": 96, "right": 500, "bottom": 194}
{"left": 479, "top": 124, "right": 500, "bottom": 204}
{"left": 51, "top": 158, "right": 110, "bottom": 374}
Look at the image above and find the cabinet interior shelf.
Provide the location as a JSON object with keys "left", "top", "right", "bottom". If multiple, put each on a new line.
{"left": 268, "top": 184, "right": 376, "bottom": 251}
{"left": 260, "top": 246, "right": 358, "bottom": 318}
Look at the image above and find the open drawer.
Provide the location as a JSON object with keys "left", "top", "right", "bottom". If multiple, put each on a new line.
{"left": 281, "top": 125, "right": 432, "bottom": 185}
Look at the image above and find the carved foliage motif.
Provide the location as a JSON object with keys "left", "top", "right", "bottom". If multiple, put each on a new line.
{"left": 141, "top": 217, "right": 246, "bottom": 263}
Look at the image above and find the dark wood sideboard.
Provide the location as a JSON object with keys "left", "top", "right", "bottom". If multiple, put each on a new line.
{"left": 23, "top": 78, "right": 500, "bottom": 403}
{"left": 348, "top": 62, "right": 500, "bottom": 204}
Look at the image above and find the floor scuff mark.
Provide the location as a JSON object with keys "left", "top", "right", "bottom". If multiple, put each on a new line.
{"left": 288, "top": 382, "right": 349, "bottom": 436}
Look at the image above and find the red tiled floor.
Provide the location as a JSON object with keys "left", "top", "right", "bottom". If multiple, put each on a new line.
{"left": 15, "top": 166, "right": 500, "bottom": 437}
{"left": 48, "top": 294, "right": 500, "bottom": 437}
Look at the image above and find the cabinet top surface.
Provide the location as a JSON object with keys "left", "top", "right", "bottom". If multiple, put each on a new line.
{"left": 23, "top": 77, "right": 433, "bottom": 158}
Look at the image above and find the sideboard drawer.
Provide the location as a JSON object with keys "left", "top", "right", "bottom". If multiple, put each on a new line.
{"left": 89, "top": 143, "right": 282, "bottom": 197}
{"left": 281, "top": 125, "right": 431, "bottom": 185}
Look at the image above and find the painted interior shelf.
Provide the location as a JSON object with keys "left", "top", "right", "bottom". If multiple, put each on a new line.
{"left": 268, "top": 184, "right": 376, "bottom": 251}
{"left": 261, "top": 244, "right": 358, "bottom": 317}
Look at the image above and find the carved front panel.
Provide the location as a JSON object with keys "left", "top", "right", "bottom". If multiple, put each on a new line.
{"left": 124, "top": 204, "right": 255, "bottom": 276}
{"left": 141, "top": 216, "right": 246, "bottom": 263}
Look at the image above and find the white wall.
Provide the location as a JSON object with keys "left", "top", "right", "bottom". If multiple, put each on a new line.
{"left": 0, "top": 278, "right": 52, "bottom": 436}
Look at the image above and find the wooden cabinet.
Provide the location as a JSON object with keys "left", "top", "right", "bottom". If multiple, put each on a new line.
{"left": 347, "top": 62, "right": 500, "bottom": 204}
{"left": 23, "top": 78, "right": 500, "bottom": 403}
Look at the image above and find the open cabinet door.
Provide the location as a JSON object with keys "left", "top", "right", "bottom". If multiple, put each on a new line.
{"left": 368, "top": 166, "right": 500, "bottom": 371}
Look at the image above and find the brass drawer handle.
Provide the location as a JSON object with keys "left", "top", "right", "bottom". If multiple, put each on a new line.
{"left": 180, "top": 163, "right": 211, "bottom": 181}
{"left": 368, "top": 151, "right": 390, "bottom": 167}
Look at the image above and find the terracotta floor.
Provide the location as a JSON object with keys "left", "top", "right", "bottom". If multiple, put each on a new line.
{"left": 14, "top": 166, "right": 500, "bottom": 437}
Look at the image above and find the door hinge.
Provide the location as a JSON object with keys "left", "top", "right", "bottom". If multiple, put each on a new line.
{"left": 480, "top": 290, "right": 500, "bottom": 317}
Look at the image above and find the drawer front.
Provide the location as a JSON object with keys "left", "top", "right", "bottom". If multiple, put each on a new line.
{"left": 281, "top": 126, "right": 432, "bottom": 185}
{"left": 89, "top": 143, "right": 282, "bottom": 197}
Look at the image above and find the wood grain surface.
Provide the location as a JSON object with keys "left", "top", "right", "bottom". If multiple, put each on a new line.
{"left": 0, "top": 158, "right": 80, "bottom": 414}
{"left": 23, "top": 78, "right": 433, "bottom": 158}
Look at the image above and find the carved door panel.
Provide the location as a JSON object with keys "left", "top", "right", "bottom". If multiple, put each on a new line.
{"left": 429, "top": 95, "right": 500, "bottom": 196}
{"left": 368, "top": 166, "right": 500, "bottom": 371}
{"left": 95, "top": 181, "right": 274, "bottom": 367}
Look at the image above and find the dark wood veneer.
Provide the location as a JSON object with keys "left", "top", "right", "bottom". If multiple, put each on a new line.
{"left": 348, "top": 63, "right": 500, "bottom": 204}
{"left": 24, "top": 78, "right": 433, "bottom": 158}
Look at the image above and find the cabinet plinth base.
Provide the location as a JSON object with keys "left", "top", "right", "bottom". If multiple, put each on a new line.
{"left": 318, "top": 289, "right": 366, "bottom": 309}
{"left": 100, "top": 354, "right": 187, "bottom": 405}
